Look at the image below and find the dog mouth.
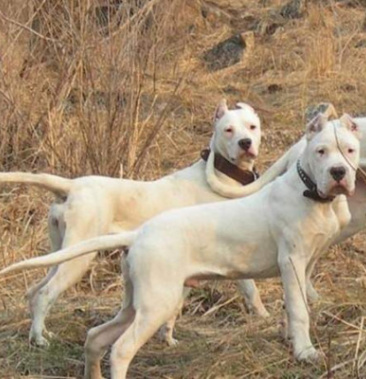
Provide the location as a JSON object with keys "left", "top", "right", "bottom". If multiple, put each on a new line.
{"left": 239, "top": 148, "right": 257, "bottom": 159}
{"left": 230, "top": 151, "right": 257, "bottom": 164}
{"left": 244, "top": 150, "right": 257, "bottom": 158}
{"left": 318, "top": 184, "right": 353, "bottom": 198}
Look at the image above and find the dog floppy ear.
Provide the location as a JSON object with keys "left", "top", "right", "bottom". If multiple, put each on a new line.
{"left": 339, "top": 113, "right": 362, "bottom": 140}
{"left": 214, "top": 99, "right": 228, "bottom": 123}
{"left": 305, "top": 113, "right": 328, "bottom": 140}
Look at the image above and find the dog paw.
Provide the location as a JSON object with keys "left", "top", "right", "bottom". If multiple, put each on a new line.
{"left": 29, "top": 334, "right": 50, "bottom": 347}
{"left": 257, "top": 307, "right": 270, "bottom": 318}
{"left": 166, "top": 337, "right": 179, "bottom": 347}
{"left": 295, "top": 346, "right": 320, "bottom": 362}
{"left": 157, "top": 327, "right": 179, "bottom": 347}
{"left": 248, "top": 304, "right": 270, "bottom": 318}
{"left": 45, "top": 330, "right": 56, "bottom": 340}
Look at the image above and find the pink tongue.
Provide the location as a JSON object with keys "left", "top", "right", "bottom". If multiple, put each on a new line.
{"left": 247, "top": 146, "right": 256, "bottom": 157}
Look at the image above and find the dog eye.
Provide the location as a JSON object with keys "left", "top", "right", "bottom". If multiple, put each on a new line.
{"left": 225, "top": 127, "right": 233, "bottom": 133}
{"left": 318, "top": 149, "right": 325, "bottom": 155}
{"left": 348, "top": 148, "right": 355, "bottom": 154}
{"left": 250, "top": 125, "right": 256, "bottom": 130}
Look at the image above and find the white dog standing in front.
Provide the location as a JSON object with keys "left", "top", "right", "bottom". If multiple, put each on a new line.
{"left": 1, "top": 114, "right": 361, "bottom": 378}
{"left": 0, "top": 100, "right": 268, "bottom": 346}
{"left": 205, "top": 115, "right": 366, "bottom": 304}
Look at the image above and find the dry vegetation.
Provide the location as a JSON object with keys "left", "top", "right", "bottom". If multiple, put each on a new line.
{"left": 1, "top": 0, "right": 366, "bottom": 377}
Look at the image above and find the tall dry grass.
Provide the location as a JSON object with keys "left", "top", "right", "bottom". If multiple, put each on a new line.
{"left": 0, "top": 0, "right": 200, "bottom": 179}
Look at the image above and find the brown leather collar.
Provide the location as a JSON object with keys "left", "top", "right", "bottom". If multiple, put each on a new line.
{"left": 200, "top": 148, "right": 259, "bottom": 186}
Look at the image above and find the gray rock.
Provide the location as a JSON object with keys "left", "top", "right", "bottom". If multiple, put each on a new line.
{"left": 203, "top": 34, "right": 246, "bottom": 71}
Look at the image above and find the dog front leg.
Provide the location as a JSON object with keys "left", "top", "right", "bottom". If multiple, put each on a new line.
{"left": 278, "top": 247, "right": 319, "bottom": 361}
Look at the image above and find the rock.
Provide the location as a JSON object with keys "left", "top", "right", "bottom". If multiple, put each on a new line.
{"left": 203, "top": 32, "right": 254, "bottom": 71}
{"left": 279, "top": 0, "right": 306, "bottom": 19}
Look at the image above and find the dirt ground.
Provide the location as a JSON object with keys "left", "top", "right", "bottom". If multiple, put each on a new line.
{"left": 1, "top": 0, "right": 366, "bottom": 378}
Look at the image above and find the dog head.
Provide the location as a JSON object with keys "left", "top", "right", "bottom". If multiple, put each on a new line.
{"left": 210, "top": 99, "right": 261, "bottom": 169}
{"left": 304, "top": 113, "right": 361, "bottom": 198}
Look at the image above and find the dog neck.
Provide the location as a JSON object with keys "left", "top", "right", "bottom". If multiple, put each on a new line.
{"left": 200, "top": 148, "right": 258, "bottom": 186}
{"left": 296, "top": 159, "right": 335, "bottom": 203}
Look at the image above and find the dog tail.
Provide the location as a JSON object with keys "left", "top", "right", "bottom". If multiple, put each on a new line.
{"left": 0, "top": 172, "right": 72, "bottom": 197}
{"left": 0, "top": 231, "right": 138, "bottom": 276}
{"left": 205, "top": 139, "right": 306, "bottom": 199}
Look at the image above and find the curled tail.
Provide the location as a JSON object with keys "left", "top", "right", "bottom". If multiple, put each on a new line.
{"left": 0, "top": 172, "right": 72, "bottom": 197}
{"left": 0, "top": 231, "right": 138, "bottom": 276}
{"left": 205, "top": 139, "right": 306, "bottom": 199}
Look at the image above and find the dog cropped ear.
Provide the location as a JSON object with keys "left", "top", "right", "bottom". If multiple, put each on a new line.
{"left": 322, "top": 103, "right": 338, "bottom": 120}
{"left": 339, "top": 113, "right": 362, "bottom": 140}
{"left": 305, "top": 113, "right": 328, "bottom": 140}
{"left": 214, "top": 99, "right": 228, "bottom": 123}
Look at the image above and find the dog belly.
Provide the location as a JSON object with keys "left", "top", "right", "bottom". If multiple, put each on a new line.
{"left": 184, "top": 265, "right": 280, "bottom": 286}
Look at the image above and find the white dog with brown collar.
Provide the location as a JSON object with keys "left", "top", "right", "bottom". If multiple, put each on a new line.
{"left": 0, "top": 99, "right": 266, "bottom": 347}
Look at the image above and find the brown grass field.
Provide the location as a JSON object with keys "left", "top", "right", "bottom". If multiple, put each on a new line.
{"left": 1, "top": 0, "right": 366, "bottom": 377}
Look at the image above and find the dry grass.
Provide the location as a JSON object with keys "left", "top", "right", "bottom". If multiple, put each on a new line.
{"left": 1, "top": 0, "right": 366, "bottom": 377}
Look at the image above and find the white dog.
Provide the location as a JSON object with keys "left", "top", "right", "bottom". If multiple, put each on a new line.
{"left": 1, "top": 114, "right": 361, "bottom": 378}
{"left": 205, "top": 115, "right": 366, "bottom": 302}
{"left": 0, "top": 99, "right": 268, "bottom": 346}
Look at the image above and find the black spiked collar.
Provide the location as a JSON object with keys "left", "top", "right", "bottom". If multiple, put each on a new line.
{"left": 296, "top": 160, "right": 335, "bottom": 203}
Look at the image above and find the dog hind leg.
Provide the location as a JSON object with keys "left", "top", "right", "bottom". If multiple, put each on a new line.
{"left": 28, "top": 205, "right": 65, "bottom": 345}
{"left": 84, "top": 265, "right": 136, "bottom": 379}
{"left": 236, "top": 279, "right": 269, "bottom": 318}
{"left": 29, "top": 209, "right": 100, "bottom": 346}
{"left": 158, "top": 286, "right": 189, "bottom": 346}
{"left": 110, "top": 306, "right": 178, "bottom": 379}
{"left": 110, "top": 266, "right": 183, "bottom": 378}
{"left": 84, "top": 308, "right": 136, "bottom": 379}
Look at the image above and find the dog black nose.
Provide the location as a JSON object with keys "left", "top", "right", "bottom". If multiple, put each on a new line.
{"left": 330, "top": 166, "right": 346, "bottom": 182}
{"left": 238, "top": 138, "right": 252, "bottom": 151}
